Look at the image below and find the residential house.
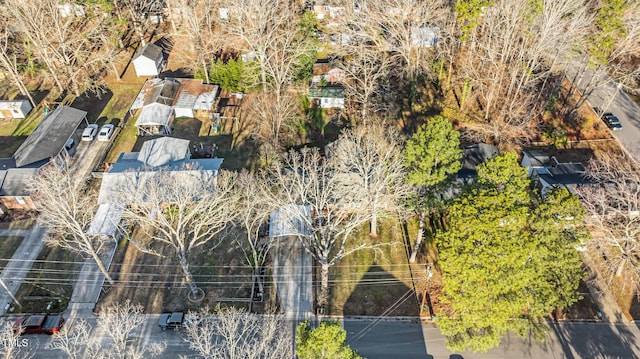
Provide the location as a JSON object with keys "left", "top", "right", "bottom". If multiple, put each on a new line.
{"left": 130, "top": 78, "right": 219, "bottom": 135}
{"left": 440, "top": 143, "right": 499, "bottom": 200}
{"left": 311, "top": 63, "right": 345, "bottom": 86}
{"left": 132, "top": 43, "right": 165, "bottom": 77}
{"left": 521, "top": 150, "right": 588, "bottom": 194}
{"left": 0, "top": 106, "right": 88, "bottom": 211}
{"left": 0, "top": 100, "right": 32, "bottom": 119}
{"left": 92, "top": 137, "right": 224, "bottom": 236}
{"left": 308, "top": 87, "right": 345, "bottom": 109}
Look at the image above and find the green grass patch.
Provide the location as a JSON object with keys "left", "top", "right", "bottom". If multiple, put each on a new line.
{"left": 12, "top": 245, "right": 80, "bottom": 314}
{"left": 0, "top": 236, "right": 25, "bottom": 272}
{"left": 329, "top": 219, "right": 424, "bottom": 316}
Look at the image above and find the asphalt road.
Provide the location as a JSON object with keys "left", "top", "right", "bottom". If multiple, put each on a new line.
{"left": 571, "top": 67, "right": 640, "bottom": 159}
{"left": 14, "top": 315, "right": 640, "bottom": 358}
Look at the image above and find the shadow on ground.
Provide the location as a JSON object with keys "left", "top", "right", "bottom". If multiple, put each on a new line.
{"left": 550, "top": 316, "right": 640, "bottom": 358}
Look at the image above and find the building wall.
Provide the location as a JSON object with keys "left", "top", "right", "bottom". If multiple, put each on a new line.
{"left": 133, "top": 57, "right": 160, "bottom": 77}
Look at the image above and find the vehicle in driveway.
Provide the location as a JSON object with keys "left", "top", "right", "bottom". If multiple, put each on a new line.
{"left": 13, "top": 315, "right": 65, "bottom": 335}
{"left": 98, "top": 124, "right": 115, "bottom": 141}
{"left": 159, "top": 312, "right": 184, "bottom": 331}
{"left": 602, "top": 112, "right": 622, "bottom": 130}
{"left": 81, "top": 124, "right": 99, "bottom": 141}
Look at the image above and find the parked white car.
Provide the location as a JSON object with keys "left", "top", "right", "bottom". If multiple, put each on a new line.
{"left": 81, "top": 124, "right": 99, "bottom": 141}
{"left": 97, "top": 124, "right": 115, "bottom": 141}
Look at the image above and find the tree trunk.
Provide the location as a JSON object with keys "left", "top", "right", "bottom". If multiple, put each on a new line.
{"left": 370, "top": 212, "right": 378, "bottom": 237}
{"left": 615, "top": 260, "right": 625, "bottom": 277}
{"left": 410, "top": 211, "right": 426, "bottom": 263}
{"left": 0, "top": 54, "right": 35, "bottom": 107}
{"left": 319, "top": 260, "right": 330, "bottom": 309}
{"left": 88, "top": 249, "right": 115, "bottom": 285}
{"left": 111, "top": 62, "right": 121, "bottom": 81}
{"left": 179, "top": 252, "right": 199, "bottom": 297}
{"left": 202, "top": 57, "right": 210, "bottom": 84}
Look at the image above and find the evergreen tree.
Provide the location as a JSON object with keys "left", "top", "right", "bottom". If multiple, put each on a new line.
{"left": 296, "top": 321, "right": 362, "bottom": 359}
{"left": 436, "top": 152, "right": 587, "bottom": 352}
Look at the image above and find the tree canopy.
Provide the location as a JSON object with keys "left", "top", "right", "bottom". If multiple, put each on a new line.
{"left": 436, "top": 152, "right": 586, "bottom": 352}
{"left": 403, "top": 116, "right": 463, "bottom": 189}
{"left": 296, "top": 320, "right": 362, "bottom": 359}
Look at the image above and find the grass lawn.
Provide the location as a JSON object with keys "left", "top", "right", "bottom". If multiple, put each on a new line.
{"left": 12, "top": 245, "right": 80, "bottom": 314}
{"left": 0, "top": 236, "right": 25, "bottom": 272}
{"left": 329, "top": 219, "right": 425, "bottom": 316}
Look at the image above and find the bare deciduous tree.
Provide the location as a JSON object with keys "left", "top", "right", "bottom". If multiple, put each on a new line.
{"left": 335, "top": 42, "right": 391, "bottom": 122}
{"left": 116, "top": 168, "right": 240, "bottom": 301}
{"left": 576, "top": 154, "right": 640, "bottom": 294}
{"left": 266, "top": 148, "right": 381, "bottom": 307}
{"left": 167, "top": 0, "right": 224, "bottom": 82}
{"left": 182, "top": 306, "right": 292, "bottom": 359}
{"left": 0, "top": 14, "right": 35, "bottom": 106}
{"left": 329, "top": 123, "right": 410, "bottom": 237}
{"left": 233, "top": 171, "right": 278, "bottom": 302}
{"left": 29, "top": 161, "right": 115, "bottom": 285}
{"left": 247, "top": 92, "right": 301, "bottom": 148}
{"left": 5, "top": 0, "right": 123, "bottom": 96}
{"left": 0, "top": 321, "right": 31, "bottom": 359}
{"left": 96, "top": 300, "right": 157, "bottom": 359}
{"left": 341, "top": 0, "right": 447, "bottom": 82}
{"left": 47, "top": 320, "right": 100, "bottom": 359}
{"left": 222, "top": 0, "right": 315, "bottom": 96}
{"left": 442, "top": 0, "right": 592, "bottom": 144}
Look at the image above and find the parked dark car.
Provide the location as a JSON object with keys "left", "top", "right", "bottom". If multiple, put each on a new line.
{"left": 602, "top": 112, "right": 622, "bottom": 130}
{"left": 13, "top": 315, "right": 65, "bottom": 335}
{"left": 158, "top": 312, "right": 184, "bottom": 331}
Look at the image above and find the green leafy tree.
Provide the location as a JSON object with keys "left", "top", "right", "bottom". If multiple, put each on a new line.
{"left": 436, "top": 152, "right": 586, "bottom": 352}
{"left": 454, "top": 0, "right": 495, "bottom": 41}
{"left": 296, "top": 321, "right": 362, "bottom": 359}
{"left": 403, "top": 116, "right": 462, "bottom": 262}
{"left": 291, "top": 10, "right": 318, "bottom": 84}
{"left": 589, "top": 0, "right": 629, "bottom": 65}
{"left": 209, "top": 57, "right": 257, "bottom": 92}
{"left": 404, "top": 116, "right": 463, "bottom": 189}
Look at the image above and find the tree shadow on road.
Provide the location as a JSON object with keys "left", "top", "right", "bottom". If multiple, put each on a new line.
{"left": 549, "top": 315, "right": 640, "bottom": 359}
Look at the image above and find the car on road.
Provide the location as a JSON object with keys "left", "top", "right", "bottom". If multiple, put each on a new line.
{"left": 81, "top": 124, "right": 99, "bottom": 141}
{"left": 159, "top": 312, "right": 184, "bottom": 331}
{"left": 13, "top": 315, "right": 65, "bottom": 335}
{"left": 602, "top": 112, "right": 622, "bottom": 130}
{"left": 97, "top": 124, "right": 115, "bottom": 141}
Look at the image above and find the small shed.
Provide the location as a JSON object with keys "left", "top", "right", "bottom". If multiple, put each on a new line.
{"left": 134, "top": 103, "right": 174, "bottom": 136}
{"left": 132, "top": 43, "right": 164, "bottom": 77}
{"left": 0, "top": 100, "right": 32, "bottom": 119}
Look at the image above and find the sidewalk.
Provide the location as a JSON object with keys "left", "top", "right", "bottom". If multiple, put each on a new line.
{"left": 0, "top": 220, "right": 47, "bottom": 316}
{"left": 64, "top": 240, "right": 117, "bottom": 319}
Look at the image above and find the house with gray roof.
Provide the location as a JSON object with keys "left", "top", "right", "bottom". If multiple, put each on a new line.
{"left": 521, "top": 150, "right": 589, "bottom": 194}
{"left": 308, "top": 87, "right": 345, "bottom": 109}
{"left": 92, "top": 137, "right": 223, "bottom": 236}
{"left": 98, "top": 137, "right": 223, "bottom": 205}
{"left": 0, "top": 106, "right": 88, "bottom": 211}
{"left": 130, "top": 78, "right": 220, "bottom": 135}
{"left": 132, "top": 43, "right": 165, "bottom": 77}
